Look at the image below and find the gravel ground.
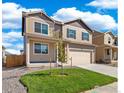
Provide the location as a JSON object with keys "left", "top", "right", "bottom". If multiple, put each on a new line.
{"left": 2, "top": 66, "right": 49, "bottom": 93}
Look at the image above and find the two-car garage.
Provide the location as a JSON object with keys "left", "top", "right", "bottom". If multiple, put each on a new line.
{"left": 68, "top": 44, "right": 95, "bottom": 66}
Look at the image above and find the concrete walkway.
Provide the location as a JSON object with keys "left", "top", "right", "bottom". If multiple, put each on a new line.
{"left": 77, "top": 64, "right": 117, "bottom": 78}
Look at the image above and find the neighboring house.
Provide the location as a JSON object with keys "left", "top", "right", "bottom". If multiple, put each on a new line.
{"left": 2, "top": 46, "right": 12, "bottom": 65}
{"left": 2, "top": 46, "right": 6, "bottom": 65}
{"left": 22, "top": 11, "right": 96, "bottom": 67}
{"left": 93, "top": 31, "right": 118, "bottom": 63}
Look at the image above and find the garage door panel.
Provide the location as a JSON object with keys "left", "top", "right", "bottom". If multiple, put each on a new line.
{"left": 69, "top": 49, "right": 91, "bottom": 65}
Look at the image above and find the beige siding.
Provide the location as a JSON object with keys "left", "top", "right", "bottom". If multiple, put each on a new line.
{"left": 92, "top": 31, "right": 104, "bottom": 45}
{"left": 25, "top": 16, "right": 54, "bottom": 36}
{"left": 62, "top": 24, "right": 92, "bottom": 44}
{"left": 29, "top": 40, "right": 56, "bottom": 62}
{"left": 95, "top": 47, "right": 104, "bottom": 61}
{"left": 92, "top": 51, "right": 95, "bottom": 63}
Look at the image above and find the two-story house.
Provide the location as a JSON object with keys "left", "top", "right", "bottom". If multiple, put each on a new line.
{"left": 93, "top": 31, "right": 118, "bottom": 63}
{"left": 22, "top": 11, "right": 96, "bottom": 67}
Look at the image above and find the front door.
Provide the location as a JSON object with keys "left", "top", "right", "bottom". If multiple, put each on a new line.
{"left": 105, "top": 49, "right": 111, "bottom": 60}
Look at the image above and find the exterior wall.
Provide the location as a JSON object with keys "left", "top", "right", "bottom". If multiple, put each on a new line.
{"left": 104, "top": 33, "right": 114, "bottom": 45}
{"left": 29, "top": 39, "right": 56, "bottom": 62}
{"left": 92, "top": 33, "right": 104, "bottom": 45}
{"left": 62, "top": 23, "right": 92, "bottom": 44}
{"left": 26, "top": 16, "right": 62, "bottom": 36}
{"left": 23, "top": 36, "right": 26, "bottom": 55}
{"left": 95, "top": 46, "right": 104, "bottom": 61}
{"left": 69, "top": 43, "right": 95, "bottom": 50}
{"left": 25, "top": 16, "right": 54, "bottom": 36}
{"left": 92, "top": 51, "right": 95, "bottom": 63}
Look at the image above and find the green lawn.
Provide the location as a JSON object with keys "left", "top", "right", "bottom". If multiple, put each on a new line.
{"left": 20, "top": 67, "right": 117, "bottom": 93}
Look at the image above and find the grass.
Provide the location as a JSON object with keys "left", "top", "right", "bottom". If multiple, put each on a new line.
{"left": 20, "top": 67, "right": 117, "bottom": 93}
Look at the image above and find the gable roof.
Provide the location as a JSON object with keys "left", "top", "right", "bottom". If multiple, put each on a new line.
{"left": 93, "top": 30, "right": 117, "bottom": 38}
{"left": 22, "top": 11, "right": 93, "bottom": 36}
{"left": 104, "top": 31, "right": 115, "bottom": 38}
{"left": 22, "top": 11, "right": 54, "bottom": 35}
{"left": 64, "top": 18, "right": 93, "bottom": 32}
{"left": 22, "top": 11, "right": 55, "bottom": 22}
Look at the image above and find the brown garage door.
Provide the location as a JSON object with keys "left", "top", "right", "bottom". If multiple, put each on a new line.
{"left": 69, "top": 49, "right": 91, "bottom": 65}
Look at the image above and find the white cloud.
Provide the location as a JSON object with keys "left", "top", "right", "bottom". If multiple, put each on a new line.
{"left": 52, "top": 7, "right": 117, "bottom": 31}
{"left": 2, "top": 30, "right": 23, "bottom": 54}
{"left": 2, "top": 2, "right": 42, "bottom": 54}
{"left": 86, "top": 0, "right": 117, "bottom": 9}
{"left": 2, "top": 42, "right": 13, "bottom": 47}
{"left": 2, "top": 30, "right": 22, "bottom": 42}
{"left": 2, "top": 2, "right": 42, "bottom": 29}
{"left": 15, "top": 43, "right": 23, "bottom": 50}
{"left": 5, "top": 49, "right": 21, "bottom": 55}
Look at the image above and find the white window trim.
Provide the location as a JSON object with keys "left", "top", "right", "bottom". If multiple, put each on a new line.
{"left": 33, "top": 21, "right": 49, "bottom": 36}
{"left": 33, "top": 42, "right": 49, "bottom": 55}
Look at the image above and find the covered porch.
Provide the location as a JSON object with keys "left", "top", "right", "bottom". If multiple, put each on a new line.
{"left": 104, "top": 45, "right": 118, "bottom": 63}
{"left": 25, "top": 33, "right": 59, "bottom": 67}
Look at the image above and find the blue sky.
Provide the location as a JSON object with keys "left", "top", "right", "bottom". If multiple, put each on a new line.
{"left": 2, "top": 0, "right": 118, "bottom": 54}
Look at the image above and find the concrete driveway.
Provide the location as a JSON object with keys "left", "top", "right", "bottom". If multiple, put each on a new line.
{"left": 77, "top": 64, "right": 117, "bottom": 78}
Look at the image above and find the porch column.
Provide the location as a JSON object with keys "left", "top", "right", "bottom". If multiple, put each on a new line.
{"left": 110, "top": 48, "right": 112, "bottom": 60}
{"left": 26, "top": 36, "right": 30, "bottom": 67}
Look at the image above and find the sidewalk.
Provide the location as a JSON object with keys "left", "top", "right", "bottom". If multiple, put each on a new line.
{"left": 84, "top": 82, "right": 117, "bottom": 93}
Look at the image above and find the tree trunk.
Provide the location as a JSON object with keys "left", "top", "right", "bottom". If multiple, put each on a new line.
{"left": 61, "top": 62, "right": 64, "bottom": 75}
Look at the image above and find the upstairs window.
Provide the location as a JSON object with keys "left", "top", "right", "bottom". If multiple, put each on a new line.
{"left": 67, "top": 29, "right": 76, "bottom": 39}
{"left": 82, "top": 32, "right": 89, "bottom": 41}
{"left": 35, "top": 22, "right": 41, "bottom": 33}
{"left": 42, "top": 24, "right": 48, "bottom": 35}
{"left": 108, "top": 37, "right": 111, "bottom": 44}
{"left": 34, "top": 22, "right": 48, "bottom": 35}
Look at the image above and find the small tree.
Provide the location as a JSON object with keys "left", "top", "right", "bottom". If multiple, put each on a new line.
{"left": 57, "top": 39, "right": 67, "bottom": 75}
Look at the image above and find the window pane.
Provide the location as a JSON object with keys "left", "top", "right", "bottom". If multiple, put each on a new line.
{"left": 41, "top": 44, "right": 48, "bottom": 54}
{"left": 82, "top": 32, "right": 89, "bottom": 41}
{"left": 35, "top": 22, "right": 41, "bottom": 33}
{"left": 34, "top": 43, "right": 41, "bottom": 53}
{"left": 42, "top": 24, "right": 48, "bottom": 35}
{"left": 67, "top": 29, "right": 76, "bottom": 39}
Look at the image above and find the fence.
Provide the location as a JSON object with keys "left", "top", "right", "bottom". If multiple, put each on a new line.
{"left": 6, "top": 55, "right": 25, "bottom": 68}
